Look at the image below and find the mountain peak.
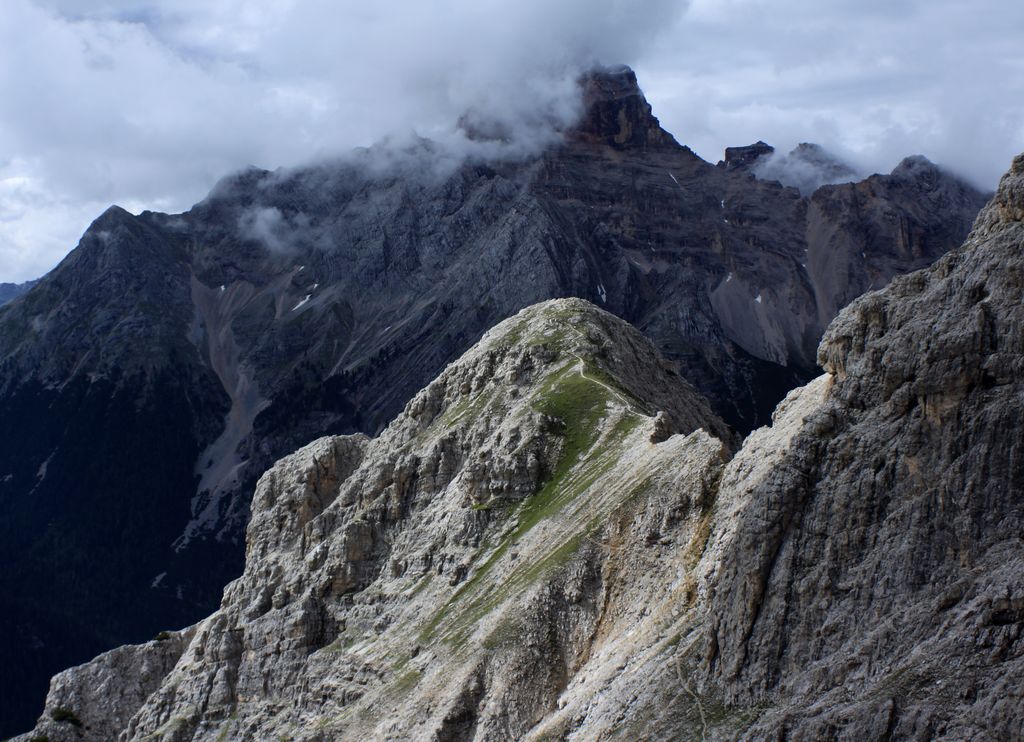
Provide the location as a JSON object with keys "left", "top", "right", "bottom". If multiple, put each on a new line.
{"left": 891, "top": 154, "right": 940, "bottom": 179}
{"left": 719, "top": 140, "right": 775, "bottom": 171}
{"left": 568, "top": 65, "right": 679, "bottom": 150}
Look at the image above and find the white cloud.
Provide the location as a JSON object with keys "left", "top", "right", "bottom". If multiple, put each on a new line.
{"left": 636, "top": 0, "right": 1024, "bottom": 187}
{"left": 0, "top": 0, "right": 686, "bottom": 280}
{"left": 0, "top": 0, "right": 1021, "bottom": 281}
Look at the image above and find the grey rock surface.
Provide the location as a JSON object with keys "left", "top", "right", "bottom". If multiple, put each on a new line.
{"left": 705, "top": 151, "right": 1024, "bottom": 740}
{"left": 718, "top": 140, "right": 775, "bottom": 171}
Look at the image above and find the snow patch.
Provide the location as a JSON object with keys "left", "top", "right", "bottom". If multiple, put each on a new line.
{"left": 219, "top": 285, "right": 225, "bottom": 292}
{"left": 754, "top": 293, "right": 763, "bottom": 304}
{"left": 291, "top": 294, "right": 312, "bottom": 311}
{"left": 36, "top": 452, "right": 55, "bottom": 481}
{"left": 720, "top": 199, "right": 725, "bottom": 209}
{"left": 667, "top": 171, "right": 685, "bottom": 193}
{"left": 597, "top": 283, "right": 607, "bottom": 303}
{"left": 151, "top": 572, "right": 167, "bottom": 589}
{"left": 725, "top": 272, "right": 733, "bottom": 284}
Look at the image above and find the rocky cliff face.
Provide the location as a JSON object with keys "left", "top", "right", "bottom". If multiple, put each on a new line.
{"left": 0, "top": 67, "right": 990, "bottom": 735}
{"left": 18, "top": 153, "right": 1024, "bottom": 741}
{"left": 704, "top": 152, "right": 1024, "bottom": 740}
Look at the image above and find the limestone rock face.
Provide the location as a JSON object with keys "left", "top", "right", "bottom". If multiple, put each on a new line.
{"left": 19, "top": 155, "right": 1023, "bottom": 741}
{"left": 703, "top": 152, "right": 1024, "bottom": 738}
{"left": 570, "top": 65, "right": 680, "bottom": 150}
{"left": 719, "top": 140, "right": 775, "bottom": 171}
{"left": 19, "top": 630, "right": 194, "bottom": 742}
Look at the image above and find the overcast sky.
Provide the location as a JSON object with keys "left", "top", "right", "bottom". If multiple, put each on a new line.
{"left": 1, "top": 0, "right": 1022, "bottom": 282}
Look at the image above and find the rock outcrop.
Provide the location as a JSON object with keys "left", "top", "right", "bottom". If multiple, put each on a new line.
{"left": 18, "top": 153, "right": 1024, "bottom": 741}
{"left": 719, "top": 140, "right": 775, "bottom": 171}
{"left": 0, "top": 67, "right": 990, "bottom": 735}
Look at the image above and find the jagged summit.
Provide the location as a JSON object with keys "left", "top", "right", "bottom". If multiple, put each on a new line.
{"left": 454, "top": 64, "right": 678, "bottom": 151}
{"left": 569, "top": 65, "right": 680, "bottom": 150}
{"left": 889, "top": 153, "right": 954, "bottom": 187}
{"left": 719, "top": 140, "right": 775, "bottom": 171}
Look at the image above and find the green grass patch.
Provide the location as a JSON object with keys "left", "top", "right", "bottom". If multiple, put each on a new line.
{"left": 419, "top": 370, "right": 609, "bottom": 642}
{"left": 436, "top": 388, "right": 494, "bottom": 429}
{"left": 533, "top": 364, "right": 610, "bottom": 462}
{"left": 394, "top": 669, "right": 422, "bottom": 694}
{"left": 323, "top": 631, "right": 363, "bottom": 654}
{"left": 482, "top": 615, "right": 523, "bottom": 650}
{"left": 408, "top": 572, "right": 434, "bottom": 598}
{"left": 419, "top": 365, "right": 647, "bottom": 647}
{"left": 495, "top": 318, "right": 530, "bottom": 348}
{"left": 50, "top": 708, "right": 82, "bottom": 727}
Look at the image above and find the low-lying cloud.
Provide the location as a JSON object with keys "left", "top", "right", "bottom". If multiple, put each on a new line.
{"left": 636, "top": 0, "right": 1024, "bottom": 191}
{"left": 753, "top": 144, "right": 861, "bottom": 196}
{"left": 1, "top": 0, "right": 1022, "bottom": 281}
{"left": 0, "top": 0, "right": 686, "bottom": 280}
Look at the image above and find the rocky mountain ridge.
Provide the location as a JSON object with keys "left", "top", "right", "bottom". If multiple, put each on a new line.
{"left": 17, "top": 149, "right": 1024, "bottom": 741}
{"left": 0, "top": 66, "right": 990, "bottom": 735}
{"left": 19, "top": 298, "right": 732, "bottom": 740}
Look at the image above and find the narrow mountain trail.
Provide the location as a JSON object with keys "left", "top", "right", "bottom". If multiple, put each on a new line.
{"left": 566, "top": 326, "right": 633, "bottom": 409}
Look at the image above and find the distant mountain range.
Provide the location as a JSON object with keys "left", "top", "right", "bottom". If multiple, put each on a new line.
{"left": 0, "top": 279, "right": 38, "bottom": 306}
{"left": 0, "top": 66, "right": 990, "bottom": 735}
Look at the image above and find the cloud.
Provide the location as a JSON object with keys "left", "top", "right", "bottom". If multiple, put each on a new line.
{"left": 635, "top": 0, "right": 1024, "bottom": 189}
{"left": 753, "top": 143, "right": 861, "bottom": 196}
{"left": 0, "top": 0, "right": 1022, "bottom": 281}
{"left": 0, "top": 0, "right": 686, "bottom": 280}
{"left": 238, "top": 206, "right": 288, "bottom": 252}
